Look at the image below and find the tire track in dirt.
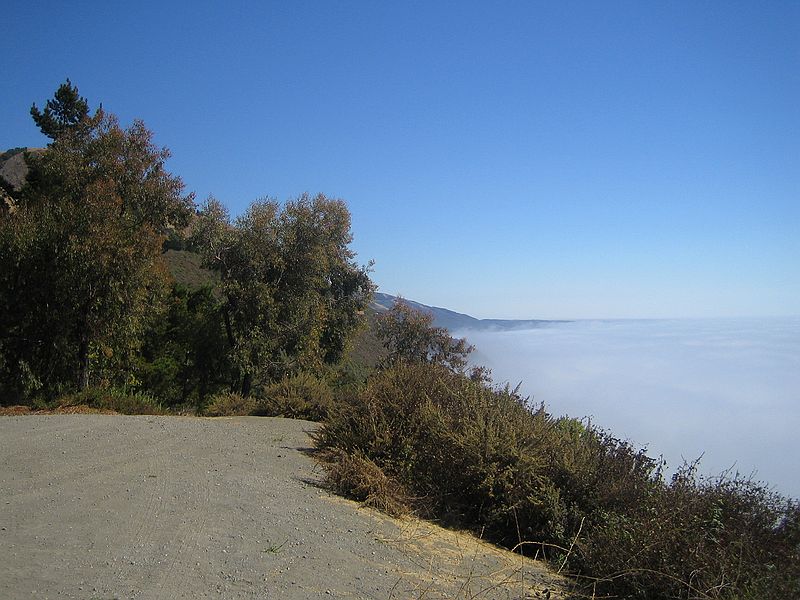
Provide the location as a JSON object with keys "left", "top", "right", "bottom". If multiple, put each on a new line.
{"left": 108, "top": 429, "right": 170, "bottom": 598}
{"left": 151, "top": 429, "right": 212, "bottom": 600}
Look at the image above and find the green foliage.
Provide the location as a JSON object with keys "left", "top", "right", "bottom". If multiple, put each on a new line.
{"left": 316, "top": 360, "right": 799, "bottom": 599}
{"left": 376, "top": 299, "right": 474, "bottom": 373}
{"left": 193, "top": 194, "right": 373, "bottom": 396}
{"left": 0, "top": 83, "right": 194, "bottom": 400}
{"left": 254, "top": 371, "right": 334, "bottom": 421}
{"left": 138, "top": 355, "right": 181, "bottom": 403}
{"left": 30, "top": 79, "right": 89, "bottom": 140}
{"left": 344, "top": 306, "right": 387, "bottom": 369}
{"left": 2, "top": 83, "right": 372, "bottom": 407}
{"left": 326, "top": 358, "right": 374, "bottom": 403}
{"left": 136, "top": 284, "right": 231, "bottom": 408}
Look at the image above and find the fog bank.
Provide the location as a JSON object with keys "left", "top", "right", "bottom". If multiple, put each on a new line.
{"left": 457, "top": 317, "right": 800, "bottom": 498}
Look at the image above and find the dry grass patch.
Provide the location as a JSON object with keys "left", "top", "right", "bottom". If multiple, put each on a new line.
{"left": 378, "top": 518, "right": 569, "bottom": 599}
{"left": 320, "top": 448, "right": 410, "bottom": 517}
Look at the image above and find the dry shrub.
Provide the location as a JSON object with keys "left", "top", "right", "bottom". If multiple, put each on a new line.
{"left": 203, "top": 392, "right": 256, "bottom": 416}
{"left": 578, "top": 466, "right": 800, "bottom": 600}
{"left": 254, "top": 372, "right": 334, "bottom": 421}
{"left": 0, "top": 405, "right": 34, "bottom": 416}
{"left": 56, "top": 387, "right": 166, "bottom": 415}
{"left": 321, "top": 448, "right": 409, "bottom": 517}
{"left": 315, "top": 362, "right": 568, "bottom": 535}
{"left": 315, "top": 361, "right": 799, "bottom": 600}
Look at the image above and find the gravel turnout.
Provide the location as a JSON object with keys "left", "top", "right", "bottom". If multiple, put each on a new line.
{"left": 0, "top": 415, "right": 565, "bottom": 599}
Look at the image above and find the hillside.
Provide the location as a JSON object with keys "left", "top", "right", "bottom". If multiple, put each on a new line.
{"left": 162, "top": 248, "right": 220, "bottom": 289}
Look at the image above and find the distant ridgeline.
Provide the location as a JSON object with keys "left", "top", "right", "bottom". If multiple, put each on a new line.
{"left": 372, "top": 292, "right": 566, "bottom": 332}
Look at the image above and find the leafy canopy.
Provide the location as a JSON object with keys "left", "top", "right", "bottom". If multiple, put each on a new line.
{"left": 194, "top": 193, "right": 373, "bottom": 395}
{"left": 0, "top": 82, "right": 193, "bottom": 398}
{"left": 376, "top": 299, "right": 474, "bottom": 373}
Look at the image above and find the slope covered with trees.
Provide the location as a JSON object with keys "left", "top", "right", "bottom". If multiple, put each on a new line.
{"left": 0, "top": 82, "right": 372, "bottom": 407}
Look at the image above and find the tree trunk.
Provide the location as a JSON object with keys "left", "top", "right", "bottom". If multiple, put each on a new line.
{"left": 77, "top": 330, "right": 90, "bottom": 390}
{"left": 180, "top": 350, "right": 191, "bottom": 403}
{"left": 223, "top": 306, "right": 235, "bottom": 348}
{"left": 241, "top": 372, "right": 252, "bottom": 398}
{"left": 223, "top": 306, "right": 241, "bottom": 394}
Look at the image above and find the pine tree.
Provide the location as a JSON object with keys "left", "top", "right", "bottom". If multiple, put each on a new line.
{"left": 30, "top": 79, "right": 90, "bottom": 140}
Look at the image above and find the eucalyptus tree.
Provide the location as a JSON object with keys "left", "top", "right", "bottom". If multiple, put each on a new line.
{"left": 194, "top": 193, "right": 373, "bottom": 396}
{"left": 0, "top": 82, "right": 193, "bottom": 399}
{"left": 376, "top": 300, "right": 474, "bottom": 373}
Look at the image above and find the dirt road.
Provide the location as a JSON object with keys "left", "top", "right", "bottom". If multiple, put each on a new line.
{"left": 0, "top": 415, "right": 564, "bottom": 599}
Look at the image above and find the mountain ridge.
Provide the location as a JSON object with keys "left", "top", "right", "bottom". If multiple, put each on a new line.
{"left": 372, "top": 291, "right": 568, "bottom": 332}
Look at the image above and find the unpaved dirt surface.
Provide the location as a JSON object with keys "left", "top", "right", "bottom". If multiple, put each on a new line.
{"left": 0, "top": 415, "right": 566, "bottom": 599}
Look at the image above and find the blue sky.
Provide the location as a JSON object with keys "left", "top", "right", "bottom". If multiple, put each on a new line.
{"left": 4, "top": 1, "right": 798, "bottom": 319}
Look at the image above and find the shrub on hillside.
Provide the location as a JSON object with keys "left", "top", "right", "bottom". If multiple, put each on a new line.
{"left": 57, "top": 387, "right": 166, "bottom": 415}
{"left": 254, "top": 372, "right": 334, "bottom": 421}
{"left": 327, "top": 359, "right": 373, "bottom": 401}
{"left": 203, "top": 392, "right": 256, "bottom": 417}
{"left": 314, "top": 361, "right": 799, "bottom": 599}
{"left": 320, "top": 448, "right": 409, "bottom": 517}
{"left": 574, "top": 464, "right": 799, "bottom": 599}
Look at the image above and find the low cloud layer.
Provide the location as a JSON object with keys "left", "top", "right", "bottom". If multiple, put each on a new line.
{"left": 458, "top": 317, "right": 800, "bottom": 498}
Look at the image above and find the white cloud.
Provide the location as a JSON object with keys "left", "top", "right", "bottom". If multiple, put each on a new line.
{"left": 459, "top": 317, "right": 800, "bottom": 498}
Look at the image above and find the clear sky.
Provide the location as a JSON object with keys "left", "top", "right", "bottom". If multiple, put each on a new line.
{"left": 4, "top": 1, "right": 798, "bottom": 319}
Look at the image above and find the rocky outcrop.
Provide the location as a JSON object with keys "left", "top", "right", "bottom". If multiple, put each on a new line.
{"left": 0, "top": 148, "right": 33, "bottom": 191}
